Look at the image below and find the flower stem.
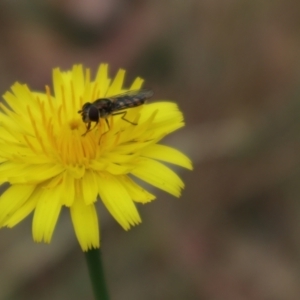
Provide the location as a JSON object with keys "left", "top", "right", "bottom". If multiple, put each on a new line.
{"left": 84, "top": 248, "right": 110, "bottom": 300}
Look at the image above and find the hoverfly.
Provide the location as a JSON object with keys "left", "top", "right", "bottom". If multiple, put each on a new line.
{"left": 78, "top": 89, "right": 154, "bottom": 136}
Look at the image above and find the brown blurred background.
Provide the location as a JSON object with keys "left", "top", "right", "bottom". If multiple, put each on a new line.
{"left": 1, "top": 0, "right": 300, "bottom": 299}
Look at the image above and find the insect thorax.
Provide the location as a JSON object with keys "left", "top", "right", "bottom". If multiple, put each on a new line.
{"left": 96, "top": 99, "right": 114, "bottom": 118}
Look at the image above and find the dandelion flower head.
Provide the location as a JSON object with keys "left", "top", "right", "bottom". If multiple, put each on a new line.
{"left": 0, "top": 64, "right": 192, "bottom": 251}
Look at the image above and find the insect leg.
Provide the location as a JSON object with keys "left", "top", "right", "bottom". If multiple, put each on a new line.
{"left": 98, "top": 119, "right": 111, "bottom": 145}
{"left": 105, "top": 118, "right": 110, "bottom": 129}
{"left": 82, "top": 121, "right": 100, "bottom": 136}
{"left": 99, "top": 119, "right": 110, "bottom": 139}
{"left": 81, "top": 122, "right": 91, "bottom": 136}
{"left": 112, "top": 111, "right": 137, "bottom": 125}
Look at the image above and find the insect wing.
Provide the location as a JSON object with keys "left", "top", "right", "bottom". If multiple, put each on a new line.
{"left": 111, "top": 89, "right": 154, "bottom": 110}
{"left": 91, "top": 98, "right": 111, "bottom": 109}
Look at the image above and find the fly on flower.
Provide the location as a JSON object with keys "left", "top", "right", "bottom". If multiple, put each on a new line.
{"left": 0, "top": 64, "right": 192, "bottom": 252}
{"left": 78, "top": 89, "right": 154, "bottom": 135}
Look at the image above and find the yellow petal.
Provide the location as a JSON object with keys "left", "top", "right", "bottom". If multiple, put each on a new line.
{"left": 106, "top": 69, "right": 125, "bottom": 96}
{"left": 118, "top": 175, "right": 156, "bottom": 203}
{"left": 0, "top": 162, "right": 64, "bottom": 184}
{"left": 97, "top": 173, "right": 141, "bottom": 230}
{"left": 4, "top": 187, "right": 42, "bottom": 227}
{"left": 0, "top": 185, "right": 35, "bottom": 225}
{"left": 95, "top": 64, "right": 110, "bottom": 97}
{"left": 70, "top": 197, "right": 99, "bottom": 251}
{"left": 0, "top": 100, "right": 31, "bottom": 134}
{"left": 131, "top": 158, "right": 184, "bottom": 197}
{"left": 61, "top": 171, "right": 75, "bottom": 207}
{"left": 80, "top": 171, "right": 98, "bottom": 205}
{"left": 141, "top": 102, "right": 182, "bottom": 121}
{"left": 106, "top": 163, "right": 133, "bottom": 175}
{"left": 112, "top": 140, "right": 155, "bottom": 154}
{"left": 103, "top": 152, "right": 139, "bottom": 164}
{"left": 73, "top": 65, "right": 85, "bottom": 100}
{"left": 129, "top": 77, "right": 144, "bottom": 90}
{"left": 32, "top": 186, "right": 62, "bottom": 243}
{"left": 137, "top": 102, "right": 185, "bottom": 139}
{"left": 9, "top": 83, "right": 38, "bottom": 116}
{"left": 141, "top": 144, "right": 193, "bottom": 170}
{"left": 123, "top": 109, "right": 158, "bottom": 140}
{"left": 100, "top": 158, "right": 133, "bottom": 175}
{"left": 8, "top": 164, "right": 64, "bottom": 184}
{"left": 89, "top": 159, "right": 107, "bottom": 171}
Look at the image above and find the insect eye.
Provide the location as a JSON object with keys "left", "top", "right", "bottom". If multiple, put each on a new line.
{"left": 88, "top": 106, "right": 100, "bottom": 121}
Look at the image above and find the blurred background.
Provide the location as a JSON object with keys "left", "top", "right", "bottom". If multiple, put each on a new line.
{"left": 1, "top": 0, "right": 300, "bottom": 299}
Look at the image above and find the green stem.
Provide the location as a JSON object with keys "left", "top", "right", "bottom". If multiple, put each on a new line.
{"left": 84, "top": 248, "right": 110, "bottom": 300}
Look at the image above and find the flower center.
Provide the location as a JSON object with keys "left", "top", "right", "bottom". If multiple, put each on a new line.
{"left": 69, "top": 119, "right": 81, "bottom": 130}
{"left": 55, "top": 121, "right": 101, "bottom": 167}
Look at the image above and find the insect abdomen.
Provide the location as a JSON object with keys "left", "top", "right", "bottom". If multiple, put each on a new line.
{"left": 113, "top": 90, "right": 154, "bottom": 110}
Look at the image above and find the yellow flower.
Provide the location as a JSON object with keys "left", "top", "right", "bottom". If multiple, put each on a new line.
{"left": 0, "top": 64, "right": 192, "bottom": 251}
